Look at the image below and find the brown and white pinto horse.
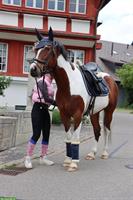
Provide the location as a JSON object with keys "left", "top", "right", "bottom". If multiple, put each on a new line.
{"left": 30, "top": 28, "right": 118, "bottom": 172}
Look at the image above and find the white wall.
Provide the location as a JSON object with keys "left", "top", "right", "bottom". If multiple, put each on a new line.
{"left": 71, "top": 19, "right": 90, "bottom": 34}
{"left": 0, "top": 77, "right": 28, "bottom": 108}
{"left": 24, "top": 14, "right": 43, "bottom": 29}
{"left": 48, "top": 17, "right": 66, "bottom": 31}
{"left": 0, "top": 11, "right": 18, "bottom": 26}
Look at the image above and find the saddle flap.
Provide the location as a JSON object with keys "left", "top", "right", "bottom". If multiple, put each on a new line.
{"left": 80, "top": 63, "right": 109, "bottom": 97}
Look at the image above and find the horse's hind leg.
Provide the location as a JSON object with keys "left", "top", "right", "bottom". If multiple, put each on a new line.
{"left": 85, "top": 112, "right": 101, "bottom": 160}
{"left": 101, "top": 108, "right": 114, "bottom": 159}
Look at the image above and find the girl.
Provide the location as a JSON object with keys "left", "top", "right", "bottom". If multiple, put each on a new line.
{"left": 24, "top": 74, "right": 56, "bottom": 168}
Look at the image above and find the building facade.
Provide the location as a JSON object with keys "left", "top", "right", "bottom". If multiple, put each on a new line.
{"left": 0, "top": 0, "right": 110, "bottom": 107}
{"left": 96, "top": 40, "right": 133, "bottom": 105}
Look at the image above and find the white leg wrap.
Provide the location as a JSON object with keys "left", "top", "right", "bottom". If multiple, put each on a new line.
{"left": 64, "top": 129, "right": 72, "bottom": 143}
{"left": 71, "top": 122, "right": 82, "bottom": 144}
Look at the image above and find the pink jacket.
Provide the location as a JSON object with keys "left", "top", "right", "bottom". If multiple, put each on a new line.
{"left": 32, "top": 75, "right": 54, "bottom": 105}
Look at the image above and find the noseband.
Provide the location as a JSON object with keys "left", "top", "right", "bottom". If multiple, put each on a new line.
{"left": 32, "top": 45, "right": 57, "bottom": 75}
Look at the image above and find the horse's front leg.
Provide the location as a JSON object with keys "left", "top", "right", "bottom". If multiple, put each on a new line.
{"left": 63, "top": 128, "right": 72, "bottom": 167}
{"left": 59, "top": 111, "right": 73, "bottom": 168}
{"left": 67, "top": 122, "right": 82, "bottom": 172}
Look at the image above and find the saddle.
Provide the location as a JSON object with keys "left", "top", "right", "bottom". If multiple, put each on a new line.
{"left": 80, "top": 62, "right": 109, "bottom": 97}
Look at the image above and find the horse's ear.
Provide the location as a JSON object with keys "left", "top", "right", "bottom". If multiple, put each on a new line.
{"left": 35, "top": 28, "right": 43, "bottom": 41}
{"left": 48, "top": 27, "right": 54, "bottom": 41}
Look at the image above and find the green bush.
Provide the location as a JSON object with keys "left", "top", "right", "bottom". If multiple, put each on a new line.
{"left": 0, "top": 76, "right": 11, "bottom": 96}
{"left": 52, "top": 108, "right": 62, "bottom": 125}
{"left": 52, "top": 108, "right": 91, "bottom": 125}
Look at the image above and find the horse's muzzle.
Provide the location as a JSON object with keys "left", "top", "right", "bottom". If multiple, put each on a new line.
{"left": 30, "top": 67, "right": 37, "bottom": 77}
{"left": 30, "top": 63, "right": 39, "bottom": 77}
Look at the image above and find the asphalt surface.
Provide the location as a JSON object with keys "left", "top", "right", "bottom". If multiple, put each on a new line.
{"left": 0, "top": 122, "right": 93, "bottom": 168}
{"left": 0, "top": 110, "right": 133, "bottom": 200}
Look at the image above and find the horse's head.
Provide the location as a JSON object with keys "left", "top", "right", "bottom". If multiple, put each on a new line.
{"left": 30, "top": 27, "right": 67, "bottom": 77}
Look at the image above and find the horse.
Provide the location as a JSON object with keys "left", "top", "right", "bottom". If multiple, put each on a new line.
{"left": 30, "top": 27, "right": 119, "bottom": 172}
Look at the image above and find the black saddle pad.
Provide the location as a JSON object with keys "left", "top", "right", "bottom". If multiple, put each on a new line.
{"left": 80, "top": 64, "right": 109, "bottom": 97}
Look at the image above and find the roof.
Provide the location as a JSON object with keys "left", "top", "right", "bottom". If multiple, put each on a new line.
{"left": 99, "top": 0, "right": 111, "bottom": 10}
{"left": 99, "top": 57, "right": 124, "bottom": 65}
{"left": 96, "top": 40, "right": 133, "bottom": 81}
{"left": 97, "top": 40, "right": 133, "bottom": 63}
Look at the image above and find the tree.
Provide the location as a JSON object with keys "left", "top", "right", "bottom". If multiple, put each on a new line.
{"left": 116, "top": 62, "right": 133, "bottom": 106}
{"left": 0, "top": 76, "right": 11, "bottom": 96}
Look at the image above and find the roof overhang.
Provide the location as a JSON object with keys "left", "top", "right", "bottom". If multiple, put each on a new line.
{"left": 0, "top": 31, "right": 95, "bottom": 48}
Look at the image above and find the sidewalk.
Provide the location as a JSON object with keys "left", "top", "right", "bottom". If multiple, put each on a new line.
{"left": 0, "top": 124, "right": 93, "bottom": 168}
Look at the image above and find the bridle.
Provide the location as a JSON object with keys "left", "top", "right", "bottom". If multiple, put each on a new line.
{"left": 32, "top": 44, "right": 57, "bottom": 75}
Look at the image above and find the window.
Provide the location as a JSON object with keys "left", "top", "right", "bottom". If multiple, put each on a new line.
{"left": 26, "top": 0, "right": 43, "bottom": 9}
{"left": 67, "top": 49, "right": 85, "bottom": 65}
{"left": 23, "top": 45, "right": 34, "bottom": 74}
{"left": 48, "top": 0, "right": 65, "bottom": 11}
{"left": 69, "top": 0, "right": 86, "bottom": 14}
{"left": 0, "top": 43, "right": 8, "bottom": 72}
{"left": 3, "top": 0, "right": 21, "bottom": 6}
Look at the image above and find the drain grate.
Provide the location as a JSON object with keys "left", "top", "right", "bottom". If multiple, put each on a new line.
{"left": 0, "top": 167, "right": 31, "bottom": 176}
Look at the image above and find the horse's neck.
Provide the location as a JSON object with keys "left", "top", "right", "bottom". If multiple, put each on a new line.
{"left": 54, "top": 67, "right": 71, "bottom": 98}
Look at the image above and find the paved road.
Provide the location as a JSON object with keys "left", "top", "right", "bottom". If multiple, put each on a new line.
{"left": 0, "top": 111, "right": 133, "bottom": 200}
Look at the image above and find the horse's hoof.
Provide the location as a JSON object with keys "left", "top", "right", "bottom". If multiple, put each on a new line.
{"left": 85, "top": 154, "right": 95, "bottom": 160}
{"left": 67, "top": 166, "right": 78, "bottom": 172}
{"left": 67, "top": 162, "right": 78, "bottom": 172}
{"left": 62, "top": 163, "right": 71, "bottom": 167}
{"left": 63, "top": 157, "right": 72, "bottom": 167}
{"left": 101, "top": 155, "right": 108, "bottom": 159}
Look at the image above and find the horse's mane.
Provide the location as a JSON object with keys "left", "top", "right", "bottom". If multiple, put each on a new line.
{"left": 54, "top": 40, "right": 68, "bottom": 61}
{"left": 54, "top": 40, "right": 75, "bottom": 70}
